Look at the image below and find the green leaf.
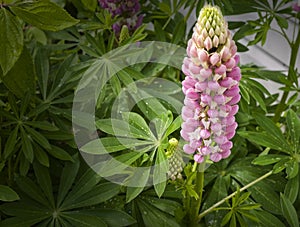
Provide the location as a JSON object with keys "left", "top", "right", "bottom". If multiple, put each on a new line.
{"left": 81, "top": 137, "right": 153, "bottom": 154}
{"left": 137, "top": 198, "right": 180, "bottom": 227}
{"left": 273, "top": 158, "right": 290, "bottom": 174}
{"left": 19, "top": 153, "right": 30, "bottom": 176}
{"left": 154, "top": 147, "right": 167, "bottom": 197}
{"left": 11, "top": 1, "right": 79, "bottom": 31}
{"left": 145, "top": 197, "right": 181, "bottom": 216}
{"left": 98, "top": 150, "right": 147, "bottom": 177}
{"left": 24, "top": 126, "right": 51, "bottom": 150}
{"left": 286, "top": 160, "right": 298, "bottom": 179}
{"left": 47, "top": 145, "right": 73, "bottom": 161}
{"left": 203, "top": 176, "right": 229, "bottom": 225}
{"left": 172, "top": 19, "right": 186, "bottom": 44}
{"left": 221, "top": 211, "right": 233, "bottom": 226}
{"left": 152, "top": 111, "right": 173, "bottom": 140}
{"left": 96, "top": 119, "right": 154, "bottom": 141}
{"left": 20, "top": 127, "right": 34, "bottom": 163}
{"left": 25, "top": 121, "right": 58, "bottom": 131}
{"left": 0, "top": 47, "right": 35, "bottom": 98}
{"left": 33, "top": 162, "right": 55, "bottom": 208}
{"left": 229, "top": 213, "right": 237, "bottom": 227}
{"left": 122, "top": 112, "right": 156, "bottom": 141}
{"left": 110, "top": 75, "right": 121, "bottom": 96}
{"left": 64, "top": 182, "right": 120, "bottom": 210}
{"left": 238, "top": 131, "right": 289, "bottom": 153}
{"left": 286, "top": 109, "right": 300, "bottom": 152}
{"left": 275, "top": 15, "right": 288, "bottom": 29}
{"left": 126, "top": 168, "right": 151, "bottom": 202}
{"left": 0, "top": 215, "right": 50, "bottom": 227}
{"left": 231, "top": 167, "right": 282, "bottom": 214}
{"left": 0, "top": 201, "right": 50, "bottom": 217}
{"left": 164, "top": 115, "right": 182, "bottom": 137}
{"left": 57, "top": 154, "right": 80, "bottom": 207}
{"left": 135, "top": 96, "right": 167, "bottom": 121}
{"left": 0, "top": 8, "right": 23, "bottom": 75}
{"left": 253, "top": 113, "right": 289, "bottom": 147}
{"left": 34, "top": 145, "right": 49, "bottom": 167}
{"left": 239, "top": 84, "right": 250, "bottom": 104}
{"left": 60, "top": 213, "right": 107, "bottom": 227}
{"left": 280, "top": 193, "right": 299, "bottom": 227}
{"left": 16, "top": 176, "right": 49, "bottom": 207}
{"left": 81, "top": 0, "right": 97, "bottom": 12}
{"left": 4, "top": 126, "right": 19, "bottom": 159}
{"left": 61, "top": 168, "right": 101, "bottom": 209}
{"left": 154, "top": 21, "right": 166, "bottom": 42}
{"left": 83, "top": 209, "right": 136, "bottom": 227}
{"left": 284, "top": 175, "right": 299, "bottom": 204}
{"left": 252, "top": 210, "right": 285, "bottom": 227}
{"left": 252, "top": 154, "right": 287, "bottom": 165}
{"left": 0, "top": 185, "right": 20, "bottom": 202}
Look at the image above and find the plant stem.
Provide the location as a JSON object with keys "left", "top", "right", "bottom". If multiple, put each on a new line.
{"left": 273, "top": 24, "right": 300, "bottom": 122}
{"left": 198, "top": 170, "right": 273, "bottom": 219}
{"left": 189, "top": 161, "right": 206, "bottom": 226}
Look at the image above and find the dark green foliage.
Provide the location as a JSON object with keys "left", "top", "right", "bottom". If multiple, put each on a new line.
{"left": 0, "top": 0, "right": 299, "bottom": 226}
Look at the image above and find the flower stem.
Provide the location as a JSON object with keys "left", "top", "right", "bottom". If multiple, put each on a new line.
{"left": 198, "top": 170, "right": 273, "bottom": 219}
{"left": 189, "top": 160, "right": 206, "bottom": 226}
{"left": 273, "top": 24, "right": 300, "bottom": 122}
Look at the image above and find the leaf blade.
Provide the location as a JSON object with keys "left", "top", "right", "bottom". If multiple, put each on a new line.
{"left": 0, "top": 8, "right": 23, "bottom": 75}
{"left": 11, "top": 1, "right": 79, "bottom": 31}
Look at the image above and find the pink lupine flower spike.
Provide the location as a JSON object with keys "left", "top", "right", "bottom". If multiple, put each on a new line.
{"left": 181, "top": 5, "right": 241, "bottom": 163}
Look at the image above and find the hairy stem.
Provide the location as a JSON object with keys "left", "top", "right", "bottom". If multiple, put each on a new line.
{"left": 198, "top": 170, "right": 273, "bottom": 219}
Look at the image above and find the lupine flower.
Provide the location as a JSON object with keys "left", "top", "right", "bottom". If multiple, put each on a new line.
{"left": 180, "top": 5, "right": 241, "bottom": 163}
{"left": 166, "top": 138, "right": 183, "bottom": 180}
{"left": 99, "top": 0, "right": 143, "bottom": 34}
{"left": 292, "top": 1, "right": 300, "bottom": 12}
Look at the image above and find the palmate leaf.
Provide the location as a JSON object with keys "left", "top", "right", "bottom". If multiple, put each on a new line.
{"left": 87, "top": 110, "right": 178, "bottom": 200}
{"left": 0, "top": 155, "right": 125, "bottom": 226}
